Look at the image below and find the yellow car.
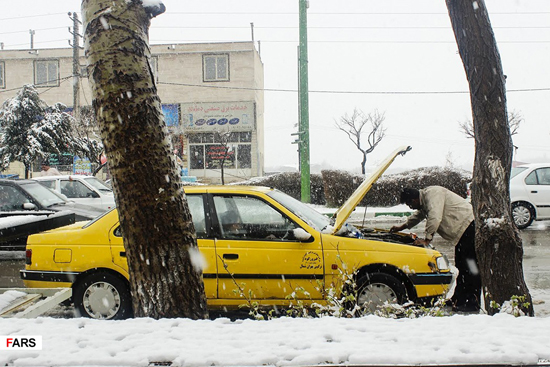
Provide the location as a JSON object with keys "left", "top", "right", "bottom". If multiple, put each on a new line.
{"left": 21, "top": 146, "right": 452, "bottom": 319}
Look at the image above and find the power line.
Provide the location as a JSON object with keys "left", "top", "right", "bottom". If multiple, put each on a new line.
{"left": 0, "top": 13, "right": 70, "bottom": 22}
{"left": 158, "top": 81, "right": 550, "bottom": 95}
{"left": 0, "top": 75, "right": 72, "bottom": 95}
{"left": 153, "top": 25, "right": 550, "bottom": 30}
{"left": 165, "top": 11, "right": 550, "bottom": 15}
{"left": 1, "top": 39, "right": 72, "bottom": 48}
{"left": 0, "top": 27, "right": 67, "bottom": 36}
{"left": 151, "top": 39, "right": 550, "bottom": 44}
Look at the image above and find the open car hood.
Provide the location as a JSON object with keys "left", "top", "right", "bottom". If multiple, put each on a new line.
{"left": 330, "top": 145, "right": 411, "bottom": 235}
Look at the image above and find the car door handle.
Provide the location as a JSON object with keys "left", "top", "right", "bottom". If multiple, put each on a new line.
{"left": 222, "top": 253, "right": 239, "bottom": 260}
{"left": 531, "top": 191, "right": 538, "bottom": 194}
{"left": 120, "top": 251, "right": 126, "bottom": 257}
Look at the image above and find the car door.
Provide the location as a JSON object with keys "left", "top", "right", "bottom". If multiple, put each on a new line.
{"left": 211, "top": 193, "right": 324, "bottom": 301}
{"left": 108, "top": 194, "right": 218, "bottom": 299}
{"left": 525, "top": 167, "right": 550, "bottom": 219}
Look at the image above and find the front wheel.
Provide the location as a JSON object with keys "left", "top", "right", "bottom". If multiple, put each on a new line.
{"left": 73, "top": 272, "right": 133, "bottom": 320}
{"left": 512, "top": 202, "right": 534, "bottom": 229}
{"left": 356, "top": 273, "right": 408, "bottom": 315}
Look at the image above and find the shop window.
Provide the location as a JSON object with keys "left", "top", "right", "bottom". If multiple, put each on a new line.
{"left": 34, "top": 59, "right": 59, "bottom": 87}
{"left": 238, "top": 145, "right": 252, "bottom": 169}
{"left": 202, "top": 133, "right": 214, "bottom": 143}
{"left": 189, "top": 132, "right": 252, "bottom": 170}
{"left": 190, "top": 145, "right": 205, "bottom": 169}
{"left": 203, "top": 54, "right": 229, "bottom": 82}
{"left": 239, "top": 131, "right": 252, "bottom": 142}
{"left": 214, "top": 132, "right": 239, "bottom": 143}
{"left": 205, "top": 145, "right": 235, "bottom": 169}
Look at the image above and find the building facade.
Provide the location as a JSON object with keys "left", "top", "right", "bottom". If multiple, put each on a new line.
{"left": 0, "top": 41, "right": 265, "bottom": 183}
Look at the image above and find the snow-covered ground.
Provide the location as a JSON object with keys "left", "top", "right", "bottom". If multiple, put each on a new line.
{"left": 1, "top": 206, "right": 549, "bottom": 366}
{"left": 1, "top": 311, "right": 549, "bottom": 366}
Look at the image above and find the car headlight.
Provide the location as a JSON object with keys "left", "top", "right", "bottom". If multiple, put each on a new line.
{"left": 436, "top": 255, "right": 450, "bottom": 271}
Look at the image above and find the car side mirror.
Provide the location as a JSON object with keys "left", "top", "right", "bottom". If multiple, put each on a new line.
{"left": 292, "top": 228, "right": 312, "bottom": 241}
{"left": 22, "top": 203, "right": 37, "bottom": 210}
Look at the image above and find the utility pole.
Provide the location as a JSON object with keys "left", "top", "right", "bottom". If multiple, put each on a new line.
{"left": 29, "top": 30, "right": 35, "bottom": 49}
{"left": 69, "top": 12, "right": 82, "bottom": 122}
{"left": 298, "top": 0, "right": 310, "bottom": 203}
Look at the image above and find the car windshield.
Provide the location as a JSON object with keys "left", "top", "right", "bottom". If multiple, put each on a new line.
{"left": 21, "top": 181, "right": 67, "bottom": 207}
{"left": 511, "top": 166, "right": 528, "bottom": 179}
{"left": 83, "top": 177, "right": 113, "bottom": 193}
{"left": 267, "top": 189, "right": 330, "bottom": 231}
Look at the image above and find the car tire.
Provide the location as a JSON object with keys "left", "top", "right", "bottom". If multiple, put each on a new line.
{"left": 356, "top": 273, "right": 408, "bottom": 315}
{"left": 73, "top": 272, "right": 133, "bottom": 320}
{"left": 512, "top": 202, "right": 535, "bottom": 229}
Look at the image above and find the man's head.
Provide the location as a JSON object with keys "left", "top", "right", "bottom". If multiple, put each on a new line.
{"left": 41, "top": 161, "right": 50, "bottom": 170}
{"left": 400, "top": 188, "right": 421, "bottom": 209}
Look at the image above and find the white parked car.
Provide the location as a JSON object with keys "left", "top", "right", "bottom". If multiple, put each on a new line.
{"left": 510, "top": 163, "right": 550, "bottom": 229}
{"left": 33, "top": 175, "right": 116, "bottom": 212}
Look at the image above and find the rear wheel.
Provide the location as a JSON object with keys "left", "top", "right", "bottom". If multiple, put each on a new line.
{"left": 73, "top": 272, "right": 132, "bottom": 320}
{"left": 356, "top": 273, "right": 408, "bottom": 315}
{"left": 512, "top": 202, "right": 535, "bottom": 229}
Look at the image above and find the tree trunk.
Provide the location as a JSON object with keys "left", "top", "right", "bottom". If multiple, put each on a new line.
{"left": 82, "top": 0, "right": 208, "bottom": 319}
{"left": 446, "top": 0, "right": 533, "bottom": 316}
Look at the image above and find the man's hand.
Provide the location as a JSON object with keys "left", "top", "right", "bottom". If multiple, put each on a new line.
{"left": 413, "top": 238, "right": 432, "bottom": 246}
{"left": 389, "top": 224, "right": 407, "bottom": 233}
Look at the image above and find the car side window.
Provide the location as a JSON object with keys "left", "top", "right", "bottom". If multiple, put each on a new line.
{"left": 61, "top": 180, "right": 94, "bottom": 199}
{"left": 186, "top": 194, "right": 207, "bottom": 239}
{"left": 112, "top": 195, "right": 207, "bottom": 239}
{"left": 525, "top": 171, "right": 538, "bottom": 185}
{"left": 213, "top": 195, "right": 297, "bottom": 241}
{"left": 536, "top": 168, "right": 550, "bottom": 185}
{"left": 0, "top": 185, "right": 31, "bottom": 211}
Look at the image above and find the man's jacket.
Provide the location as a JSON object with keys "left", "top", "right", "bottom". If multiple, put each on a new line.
{"left": 405, "top": 186, "right": 474, "bottom": 245}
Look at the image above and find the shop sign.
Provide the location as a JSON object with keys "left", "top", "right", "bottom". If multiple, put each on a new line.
{"left": 73, "top": 156, "right": 92, "bottom": 175}
{"left": 181, "top": 101, "right": 255, "bottom": 132}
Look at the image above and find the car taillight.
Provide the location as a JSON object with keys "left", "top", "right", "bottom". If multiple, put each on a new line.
{"left": 25, "top": 249, "right": 32, "bottom": 265}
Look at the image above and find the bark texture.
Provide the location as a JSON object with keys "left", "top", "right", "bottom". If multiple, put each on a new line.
{"left": 446, "top": 0, "right": 533, "bottom": 315}
{"left": 82, "top": 0, "right": 208, "bottom": 319}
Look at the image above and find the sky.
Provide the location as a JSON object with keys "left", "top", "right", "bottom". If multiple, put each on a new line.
{"left": 0, "top": 0, "right": 548, "bottom": 173}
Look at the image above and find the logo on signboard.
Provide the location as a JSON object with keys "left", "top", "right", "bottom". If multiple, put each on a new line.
{"left": 229, "top": 118, "right": 240, "bottom": 125}
{"left": 218, "top": 118, "right": 228, "bottom": 125}
{"left": 195, "top": 119, "right": 206, "bottom": 126}
{"left": 207, "top": 118, "right": 217, "bottom": 126}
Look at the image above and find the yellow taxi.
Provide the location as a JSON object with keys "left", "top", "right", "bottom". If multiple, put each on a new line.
{"left": 21, "top": 146, "right": 452, "bottom": 319}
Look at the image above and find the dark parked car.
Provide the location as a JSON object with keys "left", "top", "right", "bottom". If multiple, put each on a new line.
{"left": 0, "top": 179, "right": 104, "bottom": 249}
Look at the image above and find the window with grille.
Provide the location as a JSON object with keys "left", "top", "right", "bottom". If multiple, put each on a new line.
{"left": 34, "top": 60, "right": 59, "bottom": 87}
{"left": 203, "top": 54, "right": 229, "bottom": 82}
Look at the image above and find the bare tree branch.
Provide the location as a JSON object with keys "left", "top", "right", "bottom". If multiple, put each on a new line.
{"left": 335, "top": 108, "right": 386, "bottom": 174}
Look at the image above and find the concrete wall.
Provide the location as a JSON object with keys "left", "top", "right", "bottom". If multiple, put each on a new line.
{"left": 0, "top": 42, "right": 264, "bottom": 183}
